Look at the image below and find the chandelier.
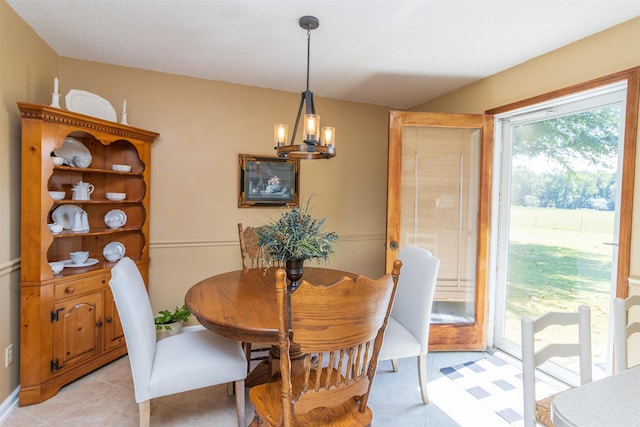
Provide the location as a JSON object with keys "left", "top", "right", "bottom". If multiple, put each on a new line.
{"left": 274, "top": 16, "right": 336, "bottom": 160}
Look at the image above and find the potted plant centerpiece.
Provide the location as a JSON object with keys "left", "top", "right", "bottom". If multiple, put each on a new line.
{"left": 256, "top": 197, "right": 338, "bottom": 289}
{"left": 154, "top": 304, "right": 191, "bottom": 340}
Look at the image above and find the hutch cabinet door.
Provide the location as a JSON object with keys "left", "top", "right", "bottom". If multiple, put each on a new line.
{"left": 52, "top": 293, "right": 103, "bottom": 372}
{"left": 104, "top": 289, "right": 125, "bottom": 349}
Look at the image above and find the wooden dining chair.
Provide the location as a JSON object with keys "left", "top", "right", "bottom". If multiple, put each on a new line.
{"left": 109, "top": 257, "right": 247, "bottom": 427}
{"left": 239, "top": 222, "right": 267, "bottom": 270}
{"left": 249, "top": 260, "right": 403, "bottom": 426}
{"left": 378, "top": 246, "right": 439, "bottom": 404}
{"left": 613, "top": 294, "right": 640, "bottom": 373}
{"left": 238, "top": 223, "right": 275, "bottom": 371}
{"left": 521, "top": 305, "right": 592, "bottom": 427}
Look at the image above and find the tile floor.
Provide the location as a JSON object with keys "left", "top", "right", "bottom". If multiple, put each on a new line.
{"left": 1, "top": 350, "right": 513, "bottom": 426}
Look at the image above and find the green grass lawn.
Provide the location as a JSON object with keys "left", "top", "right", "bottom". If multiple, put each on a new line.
{"left": 505, "top": 206, "right": 614, "bottom": 360}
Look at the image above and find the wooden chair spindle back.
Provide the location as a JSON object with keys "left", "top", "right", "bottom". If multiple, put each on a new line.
{"left": 275, "top": 260, "right": 403, "bottom": 424}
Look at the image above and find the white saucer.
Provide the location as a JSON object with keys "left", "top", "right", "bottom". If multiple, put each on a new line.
{"left": 62, "top": 258, "right": 99, "bottom": 268}
{"left": 104, "top": 209, "right": 127, "bottom": 228}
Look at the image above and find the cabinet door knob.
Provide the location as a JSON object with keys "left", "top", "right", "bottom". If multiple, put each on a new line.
{"left": 65, "top": 287, "right": 75, "bottom": 294}
{"left": 96, "top": 321, "right": 103, "bottom": 327}
{"left": 106, "top": 317, "right": 113, "bottom": 323}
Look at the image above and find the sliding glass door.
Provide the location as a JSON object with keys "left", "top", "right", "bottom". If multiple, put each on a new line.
{"left": 492, "top": 82, "right": 628, "bottom": 381}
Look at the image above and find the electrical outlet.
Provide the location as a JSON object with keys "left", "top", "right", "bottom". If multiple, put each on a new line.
{"left": 5, "top": 344, "right": 13, "bottom": 368}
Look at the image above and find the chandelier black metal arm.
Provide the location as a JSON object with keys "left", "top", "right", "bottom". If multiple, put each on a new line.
{"left": 274, "top": 16, "right": 335, "bottom": 160}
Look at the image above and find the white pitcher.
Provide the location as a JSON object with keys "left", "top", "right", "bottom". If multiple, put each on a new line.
{"left": 71, "top": 181, "right": 94, "bottom": 201}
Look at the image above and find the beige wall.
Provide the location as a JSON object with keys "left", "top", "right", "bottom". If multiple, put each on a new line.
{"left": 1, "top": 0, "right": 59, "bottom": 406}
{"left": 412, "top": 17, "right": 640, "bottom": 280}
{"left": 58, "top": 59, "right": 390, "bottom": 314}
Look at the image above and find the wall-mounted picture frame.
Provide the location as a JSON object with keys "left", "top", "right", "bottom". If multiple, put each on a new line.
{"left": 238, "top": 154, "right": 299, "bottom": 208}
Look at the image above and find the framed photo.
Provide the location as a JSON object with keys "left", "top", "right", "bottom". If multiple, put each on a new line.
{"left": 238, "top": 154, "right": 299, "bottom": 208}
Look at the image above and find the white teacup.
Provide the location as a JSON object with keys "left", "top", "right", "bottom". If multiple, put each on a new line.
{"left": 49, "top": 261, "right": 65, "bottom": 274}
{"left": 69, "top": 251, "right": 89, "bottom": 265}
{"left": 48, "top": 223, "right": 63, "bottom": 233}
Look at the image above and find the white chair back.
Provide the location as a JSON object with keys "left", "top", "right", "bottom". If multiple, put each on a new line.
{"left": 521, "top": 305, "right": 592, "bottom": 427}
{"left": 392, "top": 246, "right": 440, "bottom": 353}
{"left": 109, "top": 257, "right": 157, "bottom": 403}
{"left": 613, "top": 294, "right": 640, "bottom": 373}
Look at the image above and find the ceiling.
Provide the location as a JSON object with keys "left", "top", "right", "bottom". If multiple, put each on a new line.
{"left": 6, "top": 0, "right": 640, "bottom": 109}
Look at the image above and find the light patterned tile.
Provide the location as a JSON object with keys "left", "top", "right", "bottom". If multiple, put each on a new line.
{"left": 4, "top": 351, "right": 502, "bottom": 427}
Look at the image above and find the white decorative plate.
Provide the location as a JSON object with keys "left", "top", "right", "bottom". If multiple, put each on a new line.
{"left": 62, "top": 258, "right": 99, "bottom": 268}
{"left": 52, "top": 205, "right": 85, "bottom": 230}
{"left": 65, "top": 89, "right": 117, "bottom": 122}
{"left": 54, "top": 137, "right": 92, "bottom": 168}
{"left": 103, "top": 242, "right": 125, "bottom": 261}
{"left": 104, "top": 209, "right": 127, "bottom": 228}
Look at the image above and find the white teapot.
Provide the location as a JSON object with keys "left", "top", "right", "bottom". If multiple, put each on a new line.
{"left": 71, "top": 181, "right": 94, "bottom": 201}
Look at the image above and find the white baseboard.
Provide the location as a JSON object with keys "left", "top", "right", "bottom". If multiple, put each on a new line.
{"left": 0, "top": 387, "right": 19, "bottom": 425}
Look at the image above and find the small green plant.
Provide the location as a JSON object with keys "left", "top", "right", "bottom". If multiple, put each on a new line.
{"left": 154, "top": 304, "right": 191, "bottom": 331}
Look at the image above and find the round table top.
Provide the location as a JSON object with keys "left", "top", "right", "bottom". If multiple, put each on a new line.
{"left": 184, "top": 267, "right": 356, "bottom": 344}
{"left": 551, "top": 366, "right": 640, "bottom": 427}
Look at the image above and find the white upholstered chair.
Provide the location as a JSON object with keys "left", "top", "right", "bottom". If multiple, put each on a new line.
{"left": 613, "top": 294, "right": 640, "bottom": 373}
{"left": 521, "top": 305, "right": 592, "bottom": 427}
{"left": 109, "top": 257, "right": 247, "bottom": 427}
{"left": 378, "top": 246, "right": 439, "bottom": 404}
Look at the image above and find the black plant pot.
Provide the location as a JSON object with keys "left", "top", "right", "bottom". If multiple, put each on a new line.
{"left": 285, "top": 259, "right": 304, "bottom": 291}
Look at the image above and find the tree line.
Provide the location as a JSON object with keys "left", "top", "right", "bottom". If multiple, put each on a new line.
{"left": 511, "top": 105, "right": 620, "bottom": 211}
{"left": 511, "top": 166, "right": 615, "bottom": 211}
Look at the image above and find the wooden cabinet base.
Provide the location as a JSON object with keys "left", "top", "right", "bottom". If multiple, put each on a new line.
{"left": 19, "top": 345, "right": 127, "bottom": 406}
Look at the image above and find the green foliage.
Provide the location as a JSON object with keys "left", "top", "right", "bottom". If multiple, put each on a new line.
{"left": 256, "top": 197, "right": 338, "bottom": 262}
{"left": 513, "top": 106, "right": 620, "bottom": 170}
{"left": 511, "top": 166, "right": 615, "bottom": 210}
{"left": 154, "top": 304, "right": 191, "bottom": 330}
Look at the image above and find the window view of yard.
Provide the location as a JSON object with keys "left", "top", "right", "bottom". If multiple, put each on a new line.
{"left": 505, "top": 206, "right": 613, "bottom": 363}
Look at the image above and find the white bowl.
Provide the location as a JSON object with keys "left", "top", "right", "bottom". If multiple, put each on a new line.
{"left": 51, "top": 156, "right": 65, "bottom": 166}
{"left": 105, "top": 252, "right": 122, "bottom": 262}
{"left": 49, "top": 261, "right": 65, "bottom": 274}
{"left": 69, "top": 251, "right": 89, "bottom": 265}
{"left": 106, "top": 192, "right": 126, "bottom": 201}
{"left": 111, "top": 164, "right": 131, "bottom": 173}
{"left": 48, "top": 223, "right": 63, "bottom": 233}
{"left": 49, "top": 191, "right": 65, "bottom": 200}
{"left": 105, "top": 218, "right": 123, "bottom": 229}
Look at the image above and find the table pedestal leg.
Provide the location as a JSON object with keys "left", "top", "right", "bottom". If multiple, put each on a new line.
{"left": 245, "top": 343, "right": 306, "bottom": 387}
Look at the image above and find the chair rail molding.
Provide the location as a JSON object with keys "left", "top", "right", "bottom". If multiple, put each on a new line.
{"left": 0, "top": 257, "right": 20, "bottom": 279}
{"left": 149, "top": 233, "right": 385, "bottom": 250}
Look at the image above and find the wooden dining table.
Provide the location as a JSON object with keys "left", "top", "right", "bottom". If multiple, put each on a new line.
{"left": 551, "top": 365, "right": 640, "bottom": 426}
{"left": 184, "top": 266, "right": 357, "bottom": 385}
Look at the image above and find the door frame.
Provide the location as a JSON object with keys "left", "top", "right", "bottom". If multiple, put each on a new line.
{"left": 386, "top": 111, "right": 494, "bottom": 350}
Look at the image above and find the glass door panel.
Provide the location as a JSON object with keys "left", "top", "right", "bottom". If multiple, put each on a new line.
{"left": 401, "top": 127, "right": 480, "bottom": 323}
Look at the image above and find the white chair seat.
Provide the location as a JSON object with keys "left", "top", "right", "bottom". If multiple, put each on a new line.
{"left": 149, "top": 329, "right": 246, "bottom": 398}
{"left": 378, "top": 317, "right": 420, "bottom": 360}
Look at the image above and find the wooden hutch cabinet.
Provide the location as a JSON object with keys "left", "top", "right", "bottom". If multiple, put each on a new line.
{"left": 18, "top": 103, "right": 158, "bottom": 405}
